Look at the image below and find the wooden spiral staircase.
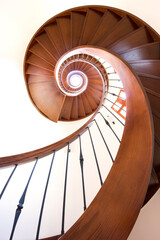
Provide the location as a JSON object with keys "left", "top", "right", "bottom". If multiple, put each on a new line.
{"left": 0, "top": 5, "right": 160, "bottom": 240}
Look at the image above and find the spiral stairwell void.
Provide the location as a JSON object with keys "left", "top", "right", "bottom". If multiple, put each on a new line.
{"left": 0, "top": 5, "right": 159, "bottom": 240}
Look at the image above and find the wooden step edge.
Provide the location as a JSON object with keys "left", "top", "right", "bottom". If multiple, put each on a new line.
{"left": 83, "top": 92, "right": 96, "bottom": 111}
{"left": 56, "top": 16, "right": 71, "bottom": 51}
{"left": 138, "top": 72, "right": 160, "bottom": 80}
{"left": 78, "top": 8, "right": 89, "bottom": 45}
{"left": 44, "top": 27, "right": 63, "bottom": 57}
{"left": 155, "top": 136, "right": 160, "bottom": 146}
{"left": 152, "top": 111, "right": 160, "bottom": 121}
{"left": 35, "top": 37, "right": 59, "bottom": 62}
{"left": 84, "top": 91, "right": 98, "bottom": 110}
{"left": 70, "top": 96, "right": 78, "bottom": 120}
{"left": 78, "top": 8, "right": 103, "bottom": 45}
{"left": 26, "top": 58, "right": 54, "bottom": 73}
{"left": 87, "top": 9, "right": 108, "bottom": 43}
{"left": 108, "top": 26, "right": 146, "bottom": 50}
{"left": 128, "top": 59, "right": 160, "bottom": 64}
{"left": 78, "top": 94, "right": 87, "bottom": 117}
{"left": 98, "top": 15, "right": 129, "bottom": 45}
{"left": 29, "top": 48, "right": 56, "bottom": 67}
{"left": 119, "top": 41, "right": 160, "bottom": 55}
{"left": 59, "top": 97, "right": 74, "bottom": 120}
{"left": 144, "top": 87, "right": 160, "bottom": 98}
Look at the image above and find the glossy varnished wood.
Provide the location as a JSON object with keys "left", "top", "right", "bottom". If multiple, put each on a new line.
{"left": 109, "top": 27, "right": 153, "bottom": 54}
{"left": 59, "top": 46, "right": 153, "bottom": 240}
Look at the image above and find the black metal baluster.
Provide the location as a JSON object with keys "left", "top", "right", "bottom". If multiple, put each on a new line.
{"left": 107, "top": 91, "right": 126, "bottom": 100}
{"left": 99, "top": 112, "right": 121, "bottom": 143}
{"left": 109, "top": 85, "right": 124, "bottom": 90}
{"left": 107, "top": 72, "right": 117, "bottom": 75}
{"left": 102, "top": 105, "right": 125, "bottom": 126}
{"left": 87, "top": 128, "right": 103, "bottom": 186}
{"left": 107, "top": 79, "right": 120, "bottom": 81}
{"left": 0, "top": 165, "right": 17, "bottom": 200}
{"left": 79, "top": 135, "right": 86, "bottom": 211}
{"left": 105, "top": 98, "right": 126, "bottom": 112}
{"left": 61, "top": 143, "right": 70, "bottom": 235}
{"left": 94, "top": 120, "right": 114, "bottom": 163}
{"left": 104, "top": 66, "right": 112, "bottom": 70}
{"left": 36, "top": 151, "right": 56, "bottom": 240}
{"left": 9, "top": 158, "right": 39, "bottom": 240}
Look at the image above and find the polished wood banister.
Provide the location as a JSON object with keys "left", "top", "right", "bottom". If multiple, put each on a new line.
{"left": 59, "top": 47, "right": 154, "bottom": 240}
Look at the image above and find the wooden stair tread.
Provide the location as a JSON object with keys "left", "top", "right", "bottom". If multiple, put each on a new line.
{"left": 129, "top": 59, "right": 160, "bottom": 77}
{"left": 45, "top": 22, "right": 66, "bottom": 56}
{"left": 77, "top": 95, "right": 86, "bottom": 117}
{"left": 57, "top": 15, "right": 71, "bottom": 51}
{"left": 120, "top": 42, "right": 160, "bottom": 61}
{"left": 109, "top": 27, "right": 154, "bottom": 54}
{"left": 27, "top": 75, "right": 55, "bottom": 85}
{"left": 138, "top": 72, "right": 160, "bottom": 80}
{"left": 79, "top": 8, "right": 103, "bottom": 45}
{"left": 88, "top": 85, "right": 103, "bottom": 94}
{"left": 99, "top": 15, "right": 138, "bottom": 47}
{"left": 36, "top": 32, "right": 60, "bottom": 60}
{"left": 29, "top": 42, "right": 56, "bottom": 66}
{"left": 139, "top": 75, "right": 160, "bottom": 95}
{"left": 71, "top": 11, "right": 86, "bottom": 48}
{"left": 89, "top": 10, "right": 121, "bottom": 45}
{"left": 26, "top": 53, "right": 54, "bottom": 72}
{"left": 60, "top": 96, "right": 74, "bottom": 120}
{"left": 86, "top": 88, "right": 101, "bottom": 105}
{"left": 28, "top": 82, "right": 66, "bottom": 122}
{"left": 84, "top": 90, "right": 98, "bottom": 110}
{"left": 70, "top": 96, "right": 78, "bottom": 120}
{"left": 26, "top": 65, "right": 54, "bottom": 76}
{"left": 81, "top": 93, "right": 92, "bottom": 114}
{"left": 88, "top": 81, "right": 103, "bottom": 91}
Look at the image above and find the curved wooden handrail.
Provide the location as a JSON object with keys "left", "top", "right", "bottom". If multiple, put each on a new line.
{"left": 59, "top": 47, "right": 154, "bottom": 240}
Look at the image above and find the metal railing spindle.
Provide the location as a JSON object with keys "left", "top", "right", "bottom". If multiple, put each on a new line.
{"left": 94, "top": 120, "right": 114, "bottom": 163}
{"left": 102, "top": 105, "right": 125, "bottom": 126}
{"left": 0, "top": 165, "right": 17, "bottom": 200}
{"left": 9, "top": 158, "right": 39, "bottom": 240}
{"left": 61, "top": 143, "right": 70, "bottom": 235}
{"left": 99, "top": 112, "right": 121, "bottom": 143}
{"left": 87, "top": 128, "right": 103, "bottom": 186}
{"left": 36, "top": 151, "right": 56, "bottom": 240}
{"left": 79, "top": 135, "right": 87, "bottom": 211}
{"left": 105, "top": 98, "right": 126, "bottom": 112}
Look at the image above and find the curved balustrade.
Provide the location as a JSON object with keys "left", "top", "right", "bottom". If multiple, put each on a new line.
{"left": 0, "top": 47, "right": 153, "bottom": 240}
{"left": 0, "top": 56, "right": 127, "bottom": 239}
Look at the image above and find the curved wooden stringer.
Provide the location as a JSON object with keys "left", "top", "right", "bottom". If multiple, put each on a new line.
{"left": 0, "top": 5, "right": 160, "bottom": 240}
